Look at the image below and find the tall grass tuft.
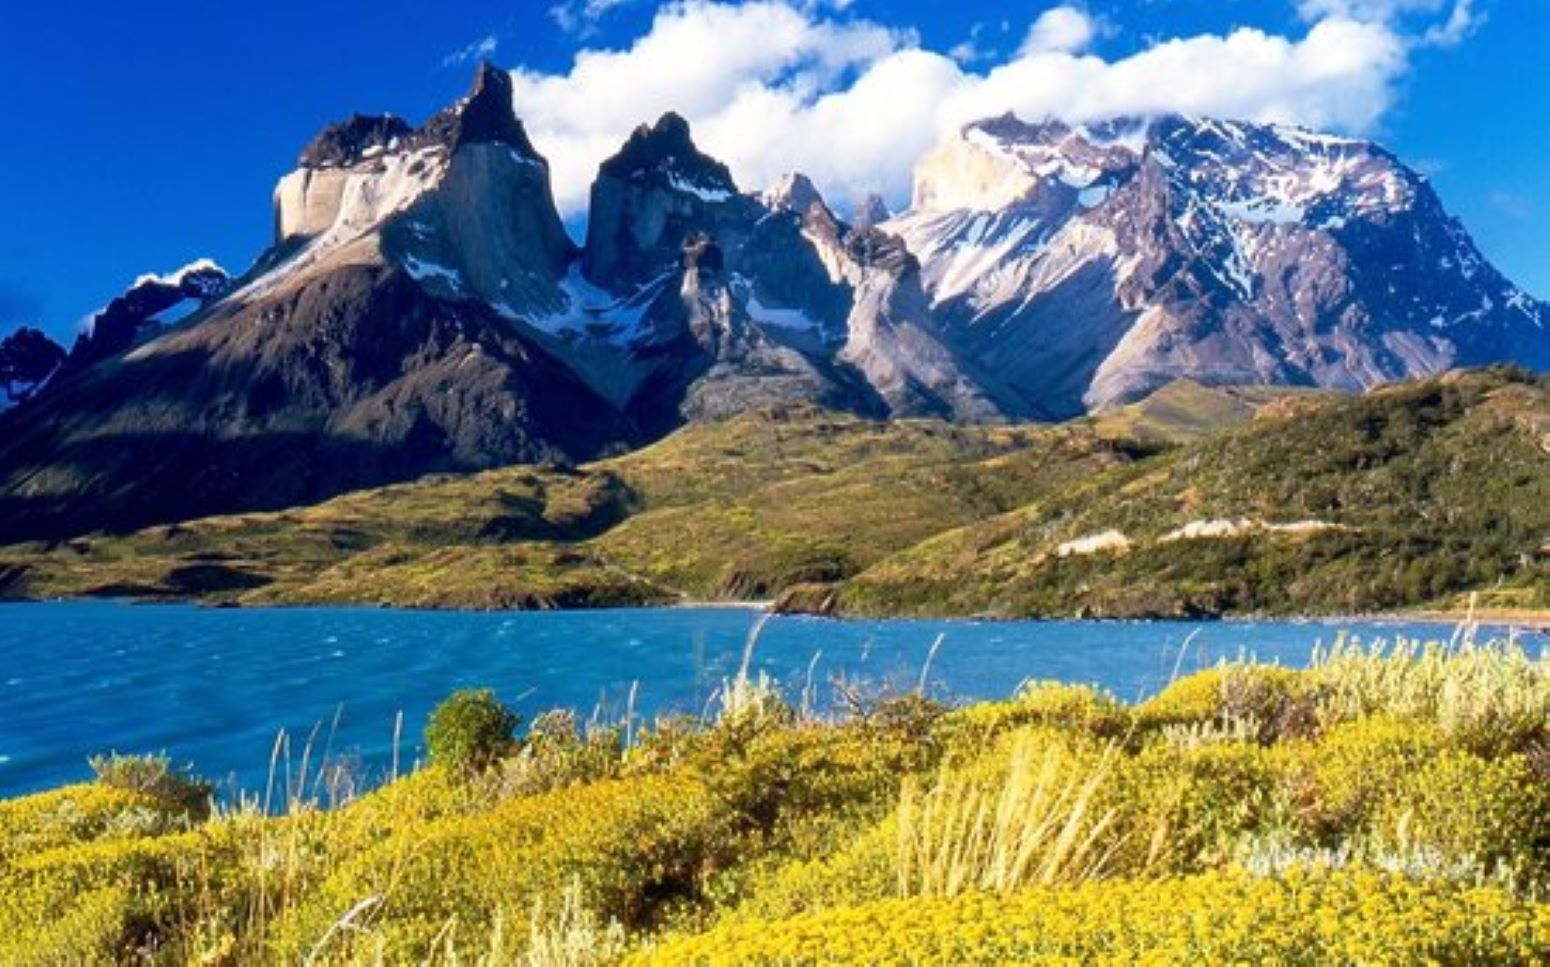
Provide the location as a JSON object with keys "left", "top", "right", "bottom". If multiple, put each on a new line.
{"left": 520, "top": 882, "right": 627, "bottom": 967}
{"left": 1309, "top": 633, "right": 1549, "bottom": 749}
{"left": 715, "top": 613, "right": 792, "bottom": 731}
{"left": 895, "top": 732, "right": 1126, "bottom": 897}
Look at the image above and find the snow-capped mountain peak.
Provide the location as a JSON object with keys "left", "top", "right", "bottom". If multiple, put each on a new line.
{"left": 886, "top": 112, "right": 1547, "bottom": 415}
{"left": 763, "top": 173, "right": 827, "bottom": 217}
{"left": 5, "top": 82, "right": 1545, "bottom": 542}
{"left": 252, "top": 61, "right": 573, "bottom": 322}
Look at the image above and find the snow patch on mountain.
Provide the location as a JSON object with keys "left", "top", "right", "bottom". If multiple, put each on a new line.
{"left": 667, "top": 172, "right": 734, "bottom": 203}
{"left": 745, "top": 290, "right": 821, "bottom": 333}
{"left": 402, "top": 255, "right": 465, "bottom": 291}
{"left": 519, "top": 263, "right": 662, "bottom": 343}
{"left": 133, "top": 258, "right": 229, "bottom": 292}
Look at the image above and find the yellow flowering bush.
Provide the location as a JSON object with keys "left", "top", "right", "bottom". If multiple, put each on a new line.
{"left": 0, "top": 782, "right": 173, "bottom": 862}
{"left": 1285, "top": 716, "right": 1447, "bottom": 843}
{"left": 0, "top": 639, "right": 1544, "bottom": 962}
{"left": 272, "top": 772, "right": 736, "bottom": 961}
{"left": 1110, "top": 738, "right": 1282, "bottom": 873}
{"left": 1135, "top": 663, "right": 1315, "bottom": 740}
{"left": 635, "top": 870, "right": 1550, "bottom": 965}
{"left": 1378, "top": 748, "right": 1550, "bottom": 885}
{"left": 936, "top": 682, "right": 1131, "bottom": 754}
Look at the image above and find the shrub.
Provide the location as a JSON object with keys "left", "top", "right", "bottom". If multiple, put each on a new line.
{"left": 87, "top": 753, "right": 211, "bottom": 820}
{"left": 733, "top": 821, "right": 897, "bottom": 921}
{"left": 498, "top": 711, "right": 624, "bottom": 797}
{"left": 273, "top": 774, "right": 737, "bottom": 960}
{"left": 0, "top": 886, "right": 135, "bottom": 965}
{"left": 1134, "top": 668, "right": 1236, "bottom": 728}
{"left": 626, "top": 715, "right": 707, "bottom": 775}
{"left": 936, "top": 682, "right": 1130, "bottom": 756}
{"left": 1285, "top": 717, "right": 1445, "bottom": 846}
{"left": 633, "top": 870, "right": 1550, "bottom": 965}
{"left": 0, "top": 784, "right": 175, "bottom": 863}
{"left": 1113, "top": 738, "right": 1281, "bottom": 874}
{"left": 697, "top": 721, "right": 928, "bottom": 850}
{"left": 862, "top": 694, "right": 946, "bottom": 744}
{"left": 0, "top": 827, "right": 235, "bottom": 963}
{"left": 1136, "top": 664, "right": 1315, "bottom": 742}
{"left": 1378, "top": 749, "right": 1550, "bottom": 887}
{"left": 424, "top": 689, "right": 520, "bottom": 776}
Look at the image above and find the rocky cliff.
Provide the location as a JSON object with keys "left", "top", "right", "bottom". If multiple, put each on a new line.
{"left": 1, "top": 66, "right": 1545, "bottom": 543}
{"left": 0, "top": 64, "right": 632, "bottom": 544}
{"left": 886, "top": 115, "right": 1550, "bottom": 415}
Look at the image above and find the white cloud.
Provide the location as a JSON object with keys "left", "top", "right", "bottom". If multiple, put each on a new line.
{"left": 1019, "top": 5, "right": 1096, "bottom": 56}
{"left": 1488, "top": 190, "right": 1532, "bottom": 221}
{"left": 550, "top": 0, "right": 638, "bottom": 36}
{"left": 1296, "top": 0, "right": 1480, "bottom": 46}
{"left": 443, "top": 34, "right": 498, "bottom": 68}
{"left": 510, "top": 1, "right": 1478, "bottom": 217}
{"left": 513, "top": 1, "right": 906, "bottom": 210}
{"left": 1422, "top": 0, "right": 1479, "bottom": 47}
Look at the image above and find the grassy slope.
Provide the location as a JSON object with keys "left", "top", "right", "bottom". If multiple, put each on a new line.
{"left": 823, "top": 368, "right": 1550, "bottom": 619}
{"left": 1079, "top": 378, "right": 1326, "bottom": 447}
{"left": 0, "top": 408, "right": 1136, "bottom": 608}
{"left": 1, "top": 369, "right": 1544, "bottom": 617}
{"left": 0, "top": 640, "right": 1545, "bottom": 963}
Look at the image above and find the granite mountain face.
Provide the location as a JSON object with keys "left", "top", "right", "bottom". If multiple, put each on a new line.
{"left": 886, "top": 114, "right": 1549, "bottom": 415}
{"left": 0, "top": 65, "right": 633, "bottom": 543}
{"left": 0, "top": 63, "right": 1544, "bottom": 542}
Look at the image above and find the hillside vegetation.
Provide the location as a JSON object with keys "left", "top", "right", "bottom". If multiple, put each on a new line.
{"left": 0, "top": 369, "right": 1544, "bottom": 618}
{"left": 818, "top": 368, "right": 1549, "bottom": 619}
{"left": 0, "top": 635, "right": 1545, "bottom": 963}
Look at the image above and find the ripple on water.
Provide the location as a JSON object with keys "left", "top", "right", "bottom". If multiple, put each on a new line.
{"left": 0, "top": 601, "right": 1541, "bottom": 800}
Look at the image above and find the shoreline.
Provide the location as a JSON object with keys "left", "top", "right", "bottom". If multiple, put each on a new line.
{"left": 1376, "top": 608, "right": 1550, "bottom": 632}
{"left": 671, "top": 598, "right": 775, "bottom": 611}
{"left": 6, "top": 594, "right": 1549, "bottom": 632}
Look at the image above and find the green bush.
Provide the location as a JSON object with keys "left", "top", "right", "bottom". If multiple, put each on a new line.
{"left": 424, "top": 689, "right": 519, "bottom": 776}
{"left": 498, "top": 710, "right": 625, "bottom": 796}
{"left": 87, "top": 753, "right": 211, "bottom": 820}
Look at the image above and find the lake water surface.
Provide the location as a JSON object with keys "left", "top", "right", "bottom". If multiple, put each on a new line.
{"left": 0, "top": 601, "right": 1540, "bottom": 799}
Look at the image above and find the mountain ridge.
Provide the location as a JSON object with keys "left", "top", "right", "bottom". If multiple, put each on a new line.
{"left": 0, "top": 62, "right": 1544, "bottom": 542}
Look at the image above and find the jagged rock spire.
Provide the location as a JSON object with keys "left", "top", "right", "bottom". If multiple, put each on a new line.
{"left": 853, "top": 193, "right": 891, "bottom": 230}
{"left": 299, "top": 114, "right": 414, "bottom": 168}
{"left": 763, "top": 173, "right": 826, "bottom": 217}
{"left": 599, "top": 112, "right": 737, "bottom": 191}
{"left": 419, "top": 61, "right": 541, "bottom": 157}
{"left": 296, "top": 62, "right": 542, "bottom": 171}
{"left": 583, "top": 112, "right": 752, "bottom": 288}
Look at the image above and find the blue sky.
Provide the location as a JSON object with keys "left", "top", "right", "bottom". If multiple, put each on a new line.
{"left": 2, "top": 0, "right": 1545, "bottom": 342}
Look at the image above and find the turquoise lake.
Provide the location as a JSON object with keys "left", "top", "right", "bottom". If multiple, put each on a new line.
{"left": 0, "top": 601, "right": 1540, "bottom": 799}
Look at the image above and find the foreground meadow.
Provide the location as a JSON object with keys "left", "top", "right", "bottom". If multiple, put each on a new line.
{"left": 1, "top": 632, "right": 1546, "bottom": 964}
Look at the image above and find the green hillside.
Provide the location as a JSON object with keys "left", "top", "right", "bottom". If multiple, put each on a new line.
{"left": 1, "top": 368, "right": 1544, "bottom": 618}
{"left": 821, "top": 368, "right": 1549, "bottom": 619}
